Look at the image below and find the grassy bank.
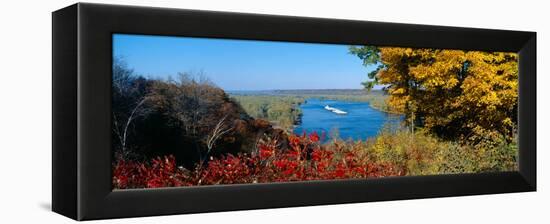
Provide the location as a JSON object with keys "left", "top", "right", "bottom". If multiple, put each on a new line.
{"left": 353, "top": 128, "right": 518, "bottom": 175}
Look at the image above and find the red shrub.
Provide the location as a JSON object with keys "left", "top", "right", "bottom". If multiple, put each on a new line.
{"left": 113, "top": 132, "right": 404, "bottom": 189}
{"left": 198, "top": 154, "right": 255, "bottom": 185}
{"left": 113, "top": 155, "right": 192, "bottom": 189}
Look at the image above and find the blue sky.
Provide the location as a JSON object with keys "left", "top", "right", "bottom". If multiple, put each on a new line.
{"left": 113, "top": 34, "right": 376, "bottom": 91}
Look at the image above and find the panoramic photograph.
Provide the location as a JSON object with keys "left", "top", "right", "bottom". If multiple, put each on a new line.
{"left": 111, "top": 34, "right": 519, "bottom": 189}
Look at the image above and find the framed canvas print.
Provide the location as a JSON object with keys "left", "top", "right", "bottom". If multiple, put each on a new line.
{"left": 52, "top": 3, "right": 536, "bottom": 220}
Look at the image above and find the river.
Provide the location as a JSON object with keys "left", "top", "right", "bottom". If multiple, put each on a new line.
{"left": 293, "top": 99, "right": 402, "bottom": 141}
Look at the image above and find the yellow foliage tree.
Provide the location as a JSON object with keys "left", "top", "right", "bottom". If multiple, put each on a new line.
{"left": 350, "top": 46, "right": 518, "bottom": 145}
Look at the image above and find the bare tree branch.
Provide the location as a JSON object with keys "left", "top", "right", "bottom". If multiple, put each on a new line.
{"left": 113, "top": 97, "right": 149, "bottom": 152}
{"left": 112, "top": 113, "right": 124, "bottom": 150}
{"left": 205, "top": 115, "right": 233, "bottom": 152}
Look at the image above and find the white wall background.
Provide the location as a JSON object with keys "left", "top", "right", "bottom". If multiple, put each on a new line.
{"left": 0, "top": 0, "right": 547, "bottom": 223}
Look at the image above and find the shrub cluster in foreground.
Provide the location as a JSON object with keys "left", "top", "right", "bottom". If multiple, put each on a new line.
{"left": 113, "top": 129, "right": 517, "bottom": 189}
{"left": 364, "top": 129, "right": 517, "bottom": 176}
{"left": 113, "top": 132, "right": 402, "bottom": 189}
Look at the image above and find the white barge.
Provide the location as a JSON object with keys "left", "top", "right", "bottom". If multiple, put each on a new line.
{"left": 324, "top": 105, "right": 348, "bottom": 115}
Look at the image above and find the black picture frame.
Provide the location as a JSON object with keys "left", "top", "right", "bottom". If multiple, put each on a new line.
{"left": 52, "top": 2, "right": 536, "bottom": 221}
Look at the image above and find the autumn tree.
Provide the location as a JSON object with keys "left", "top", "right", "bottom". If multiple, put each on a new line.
{"left": 350, "top": 46, "right": 518, "bottom": 145}
{"left": 147, "top": 73, "right": 249, "bottom": 163}
{"left": 112, "top": 57, "right": 152, "bottom": 154}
